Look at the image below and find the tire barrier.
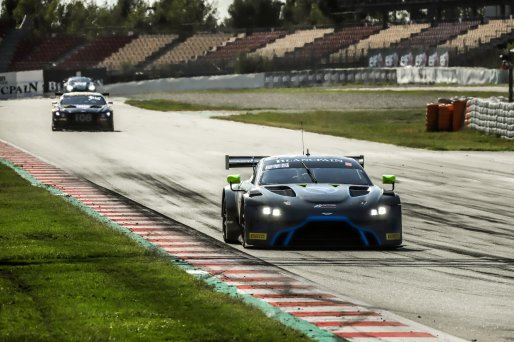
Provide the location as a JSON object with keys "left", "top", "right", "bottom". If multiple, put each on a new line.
{"left": 466, "top": 98, "right": 514, "bottom": 139}
{"left": 264, "top": 68, "right": 398, "bottom": 87}
{"left": 264, "top": 67, "right": 505, "bottom": 88}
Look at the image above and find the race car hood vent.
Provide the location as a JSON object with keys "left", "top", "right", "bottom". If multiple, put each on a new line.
{"left": 349, "top": 185, "right": 371, "bottom": 197}
{"left": 265, "top": 186, "right": 296, "bottom": 197}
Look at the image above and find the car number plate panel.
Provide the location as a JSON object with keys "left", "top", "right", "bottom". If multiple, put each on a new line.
{"left": 75, "top": 113, "right": 93, "bottom": 123}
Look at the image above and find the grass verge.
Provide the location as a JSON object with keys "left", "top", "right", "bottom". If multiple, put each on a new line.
{"left": 0, "top": 163, "right": 312, "bottom": 341}
{"left": 216, "top": 109, "right": 514, "bottom": 151}
{"left": 126, "top": 99, "right": 241, "bottom": 111}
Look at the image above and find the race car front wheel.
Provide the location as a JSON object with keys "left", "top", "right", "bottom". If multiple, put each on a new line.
{"left": 222, "top": 200, "right": 240, "bottom": 244}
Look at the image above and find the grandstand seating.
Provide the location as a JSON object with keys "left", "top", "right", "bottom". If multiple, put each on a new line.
{"left": 199, "top": 30, "right": 287, "bottom": 63}
{"left": 250, "top": 28, "right": 334, "bottom": 59}
{"left": 97, "top": 34, "right": 178, "bottom": 71}
{"left": 148, "top": 32, "right": 232, "bottom": 69}
{"left": 5, "top": 17, "right": 514, "bottom": 75}
{"left": 286, "top": 25, "right": 381, "bottom": 61}
{"left": 58, "top": 35, "right": 135, "bottom": 69}
{"left": 441, "top": 19, "right": 514, "bottom": 53}
{"left": 330, "top": 23, "right": 430, "bottom": 62}
{"left": 396, "top": 21, "right": 480, "bottom": 48}
{"left": 11, "top": 35, "right": 84, "bottom": 71}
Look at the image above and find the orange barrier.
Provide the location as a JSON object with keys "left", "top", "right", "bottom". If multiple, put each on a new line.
{"left": 425, "top": 103, "right": 439, "bottom": 132}
{"left": 438, "top": 103, "right": 454, "bottom": 131}
{"left": 452, "top": 100, "right": 466, "bottom": 131}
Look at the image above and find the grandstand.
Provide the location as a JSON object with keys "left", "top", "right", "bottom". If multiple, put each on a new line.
{"left": 11, "top": 35, "right": 84, "bottom": 71}
{"left": 395, "top": 21, "right": 480, "bottom": 48}
{"left": 1, "top": 0, "right": 513, "bottom": 79}
{"left": 442, "top": 19, "right": 514, "bottom": 53}
{"left": 147, "top": 33, "right": 233, "bottom": 69}
{"left": 58, "top": 35, "right": 135, "bottom": 70}
{"left": 97, "top": 34, "right": 178, "bottom": 71}
{"left": 330, "top": 23, "right": 430, "bottom": 63}
{"left": 285, "top": 26, "right": 381, "bottom": 62}
{"left": 250, "top": 28, "right": 335, "bottom": 59}
{"left": 198, "top": 30, "right": 287, "bottom": 64}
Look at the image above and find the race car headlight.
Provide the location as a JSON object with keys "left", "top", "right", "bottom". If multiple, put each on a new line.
{"left": 66, "top": 85, "right": 73, "bottom": 92}
{"left": 104, "top": 111, "right": 111, "bottom": 117}
{"left": 88, "top": 84, "right": 96, "bottom": 91}
{"left": 370, "top": 206, "right": 387, "bottom": 216}
{"left": 55, "top": 111, "right": 60, "bottom": 116}
{"left": 262, "top": 207, "right": 281, "bottom": 216}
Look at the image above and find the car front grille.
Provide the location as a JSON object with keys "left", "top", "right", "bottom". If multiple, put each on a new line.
{"left": 273, "top": 219, "right": 378, "bottom": 248}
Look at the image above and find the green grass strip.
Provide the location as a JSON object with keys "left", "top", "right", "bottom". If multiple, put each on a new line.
{"left": 216, "top": 109, "right": 514, "bottom": 151}
{"left": 0, "top": 157, "right": 339, "bottom": 341}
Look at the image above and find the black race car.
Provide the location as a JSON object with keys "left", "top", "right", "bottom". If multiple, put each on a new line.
{"left": 63, "top": 76, "right": 99, "bottom": 93}
{"left": 222, "top": 154, "right": 402, "bottom": 249}
{"left": 52, "top": 92, "right": 114, "bottom": 131}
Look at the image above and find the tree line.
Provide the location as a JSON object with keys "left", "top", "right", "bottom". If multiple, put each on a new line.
{"left": 0, "top": 0, "right": 486, "bottom": 37}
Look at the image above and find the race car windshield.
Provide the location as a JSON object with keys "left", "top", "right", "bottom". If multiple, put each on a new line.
{"left": 260, "top": 167, "right": 371, "bottom": 185}
{"left": 61, "top": 95, "right": 106, "bottom": 106}
{"left": 68, "top": 77, "right": 91, "bottom": 84}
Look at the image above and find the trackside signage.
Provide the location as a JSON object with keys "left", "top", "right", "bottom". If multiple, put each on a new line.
{"left": 0, "top": 70, "right": 43, "bottom": 100}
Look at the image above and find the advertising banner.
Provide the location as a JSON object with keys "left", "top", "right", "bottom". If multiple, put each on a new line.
{"left": 0, "top": 70, "right": 44, "bottom": 100}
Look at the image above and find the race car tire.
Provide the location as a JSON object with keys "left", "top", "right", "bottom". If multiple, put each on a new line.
{"left": 106, "top": 120, "right": 114, "bottom": 132}
{"left": 222, "top": 199, "right": 240, "bottom": 244}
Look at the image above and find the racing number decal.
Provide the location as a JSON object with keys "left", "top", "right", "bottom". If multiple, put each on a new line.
{"left": 75, "top": 113, "right": 92, "bottom": 122}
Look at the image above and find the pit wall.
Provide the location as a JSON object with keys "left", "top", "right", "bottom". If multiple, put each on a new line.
{"left": 466, "top": 99, "right": 514, "bottom": 139}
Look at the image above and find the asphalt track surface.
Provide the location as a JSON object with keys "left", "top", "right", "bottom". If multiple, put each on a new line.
{"left": 1, "top": 96, "right": 513, "bottom": 341}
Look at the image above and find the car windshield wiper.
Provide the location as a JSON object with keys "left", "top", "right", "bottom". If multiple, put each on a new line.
{"left": 300, "top": 160, "right": 317, "bottom": 183}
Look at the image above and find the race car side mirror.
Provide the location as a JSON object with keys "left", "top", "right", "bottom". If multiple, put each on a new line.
{"left": 382, "top": 175, "right": 396, "bottom": 191}
{"left": 227, "top": 174, "right": 242, "bottom": 191}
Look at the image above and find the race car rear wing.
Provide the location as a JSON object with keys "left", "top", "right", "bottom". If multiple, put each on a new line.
{"left": 225, "top": 155, "right": 267, "bottom": 169}
{"left": 226, "top": 155, "right": 365, "bottom": 169}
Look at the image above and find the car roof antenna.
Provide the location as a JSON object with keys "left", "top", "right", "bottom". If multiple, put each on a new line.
{"left": 301, "top": 121, "right": 310, "bottom": 156}
{"left": 301, "top": 121, "right": 305, "bottom": 155}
